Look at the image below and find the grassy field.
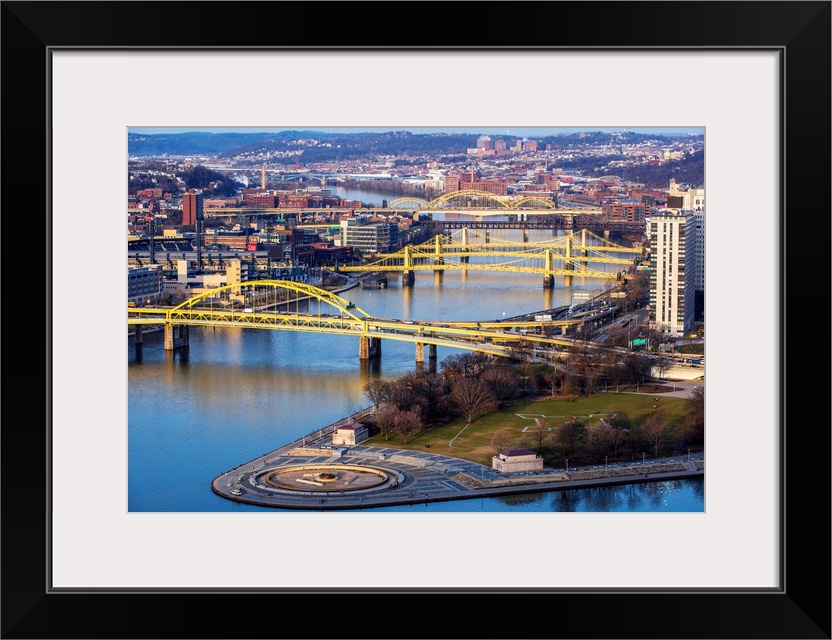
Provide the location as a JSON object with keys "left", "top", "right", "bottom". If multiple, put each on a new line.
{"left": 677, "top": 342, "right": 704, "bottom": 355}
{"left": 363, "top": 387, "right": 691, "bottom": 467}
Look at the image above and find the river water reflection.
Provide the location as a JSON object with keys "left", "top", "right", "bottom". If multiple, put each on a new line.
{"left": 129, "top": 269, "right": 703, "bottom": 513}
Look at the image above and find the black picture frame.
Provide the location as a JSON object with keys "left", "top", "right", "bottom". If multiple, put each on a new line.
{"left": 3, "top": 2, "right": 829, "bottom": 638}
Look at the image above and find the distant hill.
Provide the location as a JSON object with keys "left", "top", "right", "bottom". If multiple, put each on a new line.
{"left": 540, "top": 130, "right": 698, "bottom": 148}
{"left": 127, "top": 130, "right": 480, "bottom": 161}
{"left": 127, "top": 131, "right": 309, "bottom": 156}
{"left": 600, "top": 150, "right": 705, "bottom": 189}
{"left": 127, "top": 129, "right": 703, "bottom": 187}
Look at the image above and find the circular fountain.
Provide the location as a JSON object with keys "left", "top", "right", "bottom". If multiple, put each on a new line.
{"left": 261, "top": 464, "right": 398, "bottom": 493}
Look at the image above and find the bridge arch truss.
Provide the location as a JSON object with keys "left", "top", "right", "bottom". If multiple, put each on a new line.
{"left": 507, "top": 196, "right": 557, "bottom": 209}
{"left": 428, "top": 189, "right": 513, "bottom": 209}
{"left": 171, "top": 280, "right": 372, "bottom": 321}
{"left": 128, "top": 280, "right": 593, "bottom": 362}
{"left": 390, "top": 190, "right": 559, "bottom": 210}
{"left": 388, "top": 197, "right": 432, "bottom": 209}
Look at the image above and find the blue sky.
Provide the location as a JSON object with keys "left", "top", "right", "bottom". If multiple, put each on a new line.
{"left": 130, "top": 127, "right": 704, "bottom": 136}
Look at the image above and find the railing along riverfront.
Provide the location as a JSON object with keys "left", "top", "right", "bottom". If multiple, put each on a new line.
{"left": 288, "top": 406, "right": 378, "bottom": 448}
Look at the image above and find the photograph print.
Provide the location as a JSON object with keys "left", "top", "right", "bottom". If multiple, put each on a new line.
{"left": 127, "top": 126, "right": 706, "bottom": 514}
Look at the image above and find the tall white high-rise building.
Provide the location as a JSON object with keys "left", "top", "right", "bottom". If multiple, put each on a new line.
{"left": 647, "top": 210, "right": 696, "bottom": 336}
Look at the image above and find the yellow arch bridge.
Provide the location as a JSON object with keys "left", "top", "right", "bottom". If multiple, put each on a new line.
{"left": 387, "top": 189, "right": 563, "bottom": 210}
{"left": 128, "top": 280, "right": 616, "bottom": 363}
{"left": 338, "top": 228, "right": 646, "bottom": 287}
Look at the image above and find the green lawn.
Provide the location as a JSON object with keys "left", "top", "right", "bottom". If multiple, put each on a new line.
{"left": 363, "top": 390, "right": 690, "bottom": 467}
{"left": 677, "top": 342, "right": 704, "bottom": 355}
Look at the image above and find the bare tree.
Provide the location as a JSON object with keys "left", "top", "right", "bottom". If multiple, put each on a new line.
{"left": 547, "top": 365, "right": 560, "bottom": 398}
{"left": 624, "top": 353, "right": 652, "bottom": 389}
{"left": 480, "top": 365, "right": 518, "bottom": 403}
{"left": 375, "top": 404, "right": 399, "bottom": 441}
{"left": 440, "top": 352, "right": 489, "bottom": 379}
{"left": 527, "top": 418, "right": 551, "bottom": 453}
{"left": 627, "top": 421, "right": 648, "bottom": 458}
{"left": 560, "top": 374, "right": 581, "bottom": 401}
{"left": 605, "top": 359, "right": 627, "bottom": 393}
{"left": 610, "top": 425, "right": 627, "bottom": 460}
{"left": 593, "top": 422, "right": 617, "bottom": 459}
{"left": 419, "top": 372, "right": 452, "bottom": 422}
{"left": 363, "top": 378, "right": 389, "bottom": 410}
{"left": 687, "top": 385, "right": 704, "bottom": 415}
{"left": 607, "top": 412, "right": 631, "bottom": 460}
{"left": 654, "top": 354, "right": 673, "bottom": 380}
{"left": 449, "top": 377, "right": 498, "bottom": 424}
{"left": 517, "top": 360, "right": 536, "bottom": 394}
{"left": 491, "top": 427, "right": 515, "bottom": 454}
{"left": 385, "top": 376, "right": 425, "bottom": 414}
{"left": 643, "top": 409, "right": 669, "bottom": 458}
{"left": 583, "top": 358, "right": 601, "bottom": 396}
{"left": 393, "top": 407, "right": 423, "bottom": 445}
{"left": 555, "top": 419, "right": 585, "bottom": 456}
{"left": 681, "top": 385, "right": 705, "bottom": 444}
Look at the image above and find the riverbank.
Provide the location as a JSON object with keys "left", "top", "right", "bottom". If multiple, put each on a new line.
{"left": 212, "top": 437, "right": 703, "bottom": 510}
{"left": 211, "top": 399, "right": 704, "bottom": 511}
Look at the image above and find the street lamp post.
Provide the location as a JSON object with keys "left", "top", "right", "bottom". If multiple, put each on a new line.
{"left": 687, "top": 448, "right": 691, "bottom": 461}
{"left": 605, "top": 455, "right": 608, "bottom": 468}
{"left": 565, "top": 459, "right": 569, "bottom": 473}
{"left": 642, "top": 452, "right": 646, "bottom": 465}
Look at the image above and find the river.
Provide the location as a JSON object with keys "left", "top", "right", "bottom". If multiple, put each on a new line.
{"left": 128, "top": 186, "right": 703, "bottom": 513}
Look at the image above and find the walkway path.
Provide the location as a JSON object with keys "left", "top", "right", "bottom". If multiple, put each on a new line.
{"left": 211, "top": 438, "right": 704, "bottom": 511}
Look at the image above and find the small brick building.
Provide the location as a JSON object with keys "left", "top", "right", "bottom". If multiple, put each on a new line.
{"left": 492, "top": 448, "right": 544, "bottom": 473}
{"left": 332, "top": 422, "right": 369, "bottom": 446}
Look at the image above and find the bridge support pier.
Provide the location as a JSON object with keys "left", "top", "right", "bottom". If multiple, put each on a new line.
{"left": 415, "top": 342, "right": 424, "bottom": 364}
{"left": 134, "top": 325, "right": 143, "bottom": 345}
{"left": 402, "top": 271, "right": 415, "bottom": 286}
{"left": 428, "top": 344, "right": 437, "bottom": 360}
{"left": 359, "top": 336, "right": 382, "bottom": 360}
{"left": 543, "top": 275, "right": 555, "bottom": 288}
{"left": 164, "top": 324, "right": 189, "bottom": 350}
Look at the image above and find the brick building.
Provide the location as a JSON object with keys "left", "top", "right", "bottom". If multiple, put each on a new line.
{"left": 182, "top": 190, "right": 204, "bottom": 226}
{"left": 445, "top": 174, "right": 508, "bottom": 195}
{"left": 603, "top": 200, "right": 649, "bottom": 222}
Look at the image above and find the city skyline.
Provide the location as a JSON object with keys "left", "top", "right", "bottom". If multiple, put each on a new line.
{"left": 130, "top": 126, "right": 706, "bottom": 137}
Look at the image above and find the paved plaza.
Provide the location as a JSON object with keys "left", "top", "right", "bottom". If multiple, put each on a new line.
{"left": 211, "top": 440, "right": 704, "bottom": 510}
